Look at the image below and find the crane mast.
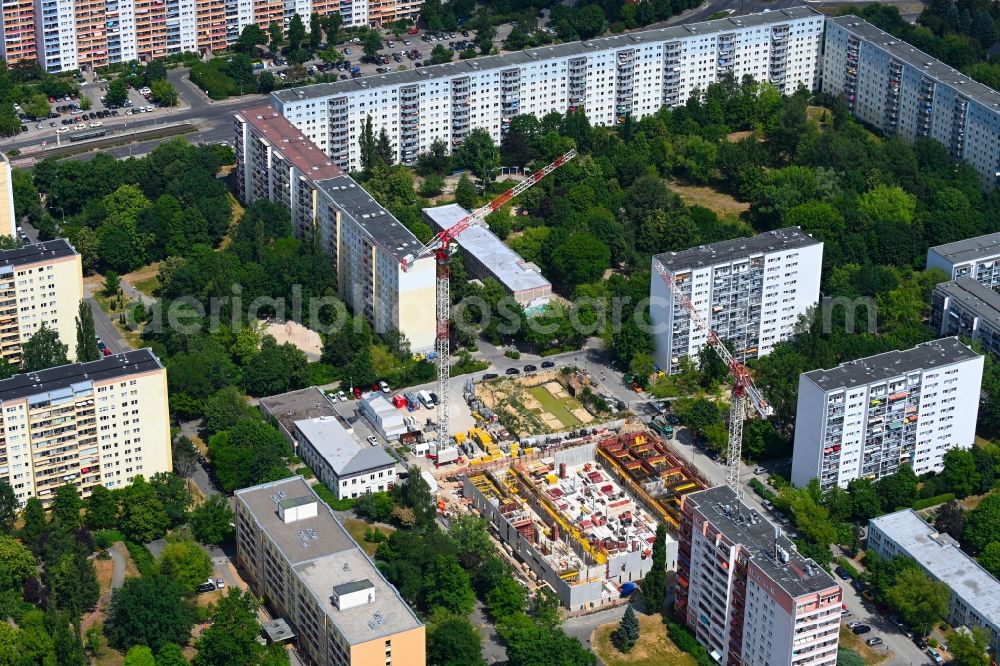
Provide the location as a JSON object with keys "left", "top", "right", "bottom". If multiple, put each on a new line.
{"left": 402, "top": 150, "right": 577, "bottom": 455}
{"left": 653, "top": 263, "right": 772, "bottom": 498}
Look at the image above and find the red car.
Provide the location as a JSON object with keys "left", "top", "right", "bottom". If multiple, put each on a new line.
{"left": 353, "top": 387, "right": 363, "bottom": 399}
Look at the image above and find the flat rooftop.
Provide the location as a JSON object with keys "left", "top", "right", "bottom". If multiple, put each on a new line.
{"left": 0, "top": 349, "right": 162, "bottom": 403}
{"left": 0, "top": 239, "right": 77, "bottom": 272}
{"left": 653, "top": 227, "right": 819, "bottom": 273}
{"left": 870, "top": 509, "right": 1000, "bottom": 629}
{"left": 928, "top": 231, "right": 1000, "bottom": 265}
{"left": 295, "top": 416, "right": 396, "bottom": 476}
{"left": 317, "top": 176, "right": 423, "bottom": 264}
{"left": 424, "top": 204, "right": 550, "bottom": 296}
{"left": 935, "top": 278, "right": 1000, "bottom": 330}
{"left": 802, "top": 337, "right": 980, "bottom": 391}
{"left": 237, "top": 105, "right": 344, "bottom": 181}
{"left": 830, "top": 16, "right": 1000, "bottom": 114}
{"left": 235, "top": 477, "right": 422, "bottom": 644}
{"left": 258, "top": 387, "right": 338, "bottom": 438}
{"left": 686, "top": 486, "right": 839, "bottom": 598}
{"left": 273, "top": 6, "right": 821, "bottom": 103}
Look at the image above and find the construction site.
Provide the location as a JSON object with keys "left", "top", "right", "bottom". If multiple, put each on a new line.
{"left": 474, "top": 368, "right": 618, "bottom": 439}
{"left": 460, "top": 428, "right": 706, "bottom": 610}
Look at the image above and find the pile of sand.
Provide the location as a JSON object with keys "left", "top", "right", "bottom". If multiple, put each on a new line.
{"left": 264, "top": 319, "right": 322, "bottom": 361}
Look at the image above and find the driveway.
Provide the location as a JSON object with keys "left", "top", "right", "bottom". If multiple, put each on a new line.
{"left": 562, "top": 604, "right": 628, "bottom": 651}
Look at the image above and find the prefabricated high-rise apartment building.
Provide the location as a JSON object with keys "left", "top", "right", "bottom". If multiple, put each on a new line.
{"left": 931, "top": 278, "right": 1000, "bottom": 361}
{"left": 677, "top": 486, "right": 842, "bottom": 666}
{"left": 0, "top": 349, "right": 172, "bottom": 505}
{"left": 234, "top": 106, "right": 436, "bottom": 352}
{"left": 927, "top": 232, "right": 1000, "bottom": 289}
{"left": 791, "top": 338, "right": 984, "bottom": 491}
{"left": 649, "top": 228, "right": 823, "bottom": 375}
{"left": 271, "top": 7, "right": 824, "bottom": 171}
{"left": 0, "top": 240, "right": 83, "bottom": 366}
{"left": 16, "top": 0, "right": 423, "bottom": 72}
{"left": 823, "top": 16, "right": 1000, "bottom": 190}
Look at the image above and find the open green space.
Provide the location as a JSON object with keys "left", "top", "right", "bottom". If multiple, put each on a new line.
{"left": 528, "top": 385, "right": 582, "bottom": 429}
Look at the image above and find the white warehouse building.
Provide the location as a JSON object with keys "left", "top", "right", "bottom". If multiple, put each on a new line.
{"left": 649, "top": 227, "right": 823, "bottom": 375}
{"left": 823, "top": 16, "right": 1000, "bottom": 190}
{"left": 791, "top": 337, "right": 984, "bottom": 491}
{"left": 295, "top": 416, "right": 398, "bottom": 500}
{"left": 271, "top": 7, "right": 825, "bottom": 171}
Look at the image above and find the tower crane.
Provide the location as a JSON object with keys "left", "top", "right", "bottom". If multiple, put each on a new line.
{"left": 401, "top": 149, "right": 577, "bottom": 453}
{"left": 653, "top": 264, "right": 773, "bottom": 498}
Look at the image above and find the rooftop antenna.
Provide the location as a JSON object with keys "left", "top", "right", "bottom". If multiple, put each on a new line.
{"left": 773, "top": 526, "right": 780, "bottom": 560}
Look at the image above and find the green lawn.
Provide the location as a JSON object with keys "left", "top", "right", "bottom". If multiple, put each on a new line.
{"left": 528, "top": 385, "right": 582, "bottom": 429}
{"left": 343, "top": 518, "right": 394, "bottom": 556}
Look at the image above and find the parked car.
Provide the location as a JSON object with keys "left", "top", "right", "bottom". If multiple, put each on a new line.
{"left": 865, "top": 637, "right": 883, "bottom": 647}
{"left": 197, "top": 582, "right": 216, "bottom": 594}
{"left": 366, "top": 435, "right": 378, "bottom": 446}
{"left": 379, "top": 380, "right": 390, "bottom": 393}
{"left": 482, "top": 373, "right": 498, "bottom": 381}
{"left": 914, "top": 637, "right": 928, "bottom": 650}
{"left": 541, "top": 360, "right": 555, "bottom": 368}
{"left": 429, "top": 392, "right": 439, "bottom": 405}
{"left": 761, "top": 499, "right": 773, "bottom": 510}
{"left": 851, "top": 624, "right": 871, "bottom": 636}
{"left": 834, "top": 566, "right": 850, "bottom": 580}
{"left": 337, "top": 390, "right": 347, "bottom": 402}
{"left": 215, "top": 578, "right": 225, "bottom": 590}
{"left": 753, "top": 466, "right": 766, "bottom": 474}
{"left": 524, "top": 364, "right": 537, "bottom": 373}
{"left": 926, "top": 648, "right": 944, "bottom": 665}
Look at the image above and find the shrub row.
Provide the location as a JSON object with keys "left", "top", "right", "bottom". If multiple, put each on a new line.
{"left": 912, "top": 493, "right": 956, "bottom": 511}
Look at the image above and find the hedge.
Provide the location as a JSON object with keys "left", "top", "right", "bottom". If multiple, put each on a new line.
{"left": 125, "top": 541, "right": 156, "bottom": 578}
{"left": 749, "top": 478, "right": 778, "bottom": 503}
{"left": 912, "top": 493, "right": 955, "bottom": 511}
{"left": 94, "top": 529, "right": 127, "bottom": 550}
{"left": 664, "top": 618, "right": 714, "bottom": 666}
{"left": 836, "top": 556, "right": 861, "bottom": 580}
{"left": 312, "top": 482, "right": 357, "bottom": 511}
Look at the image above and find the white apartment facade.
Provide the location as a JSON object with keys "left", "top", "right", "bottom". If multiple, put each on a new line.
{"left": 824, "top": 17, "right": 1000, "bottom": 190}
{"left": 930, "top": 278, "right": 1000, "bottom": 361}
{"left": 0, "top": 348, "right": 171, "bottom": 505}
{"left": 271, "top": 7, "right": 825, "bottom": 171}
{"left": 295, "top": 415, "right": 397, "bottom": 499}
{"left": 234, "top": 106, "right": 436, "bottom": 351}
{"left": 649, "top": 227, "right": 823, "bottom": 375}
{"left": 0, "top": 239, "right": 83, "bottom": 366}
{"left": 791, "top": 337, "right": 983, "bottom": 491}
{"left": 0, "top": 153, "right": 17, "bottom": 238}
{"left": 678, "top": 486, "right": 842, "bottom": 666}
{"left": 927, "top": 232, "right": 1000, "bottom": 289}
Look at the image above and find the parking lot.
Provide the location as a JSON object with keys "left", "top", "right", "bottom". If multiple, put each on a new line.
{"left": 264, "top": 26, "right": 488, "bottom": 83}
{"left": 13, "top": 77, "right": 172, "bottom": 144}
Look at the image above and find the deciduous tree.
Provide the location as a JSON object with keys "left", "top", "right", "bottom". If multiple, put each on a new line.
{"left": 106, "top": 575, "right": 196, "bottom": 652}
{"left": 427, "top": 614, "right": 485, "bottom": 666}
{"left": 0, "top": 536, "right": 35, "bottom": 591}
{"left": 158, "top": 535, "right": 212, "bottom": 595}
{"left": 194, "top": 589, "right": 265, "bottom": 666}
{"left": 886, "top": 567, "right": 949, "bottom": 636}
{"left": 190, "top": 495, "right": 235, "bottom": 546}
{"left": 21, "top": 324, "right": 69, "bottom": 372}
